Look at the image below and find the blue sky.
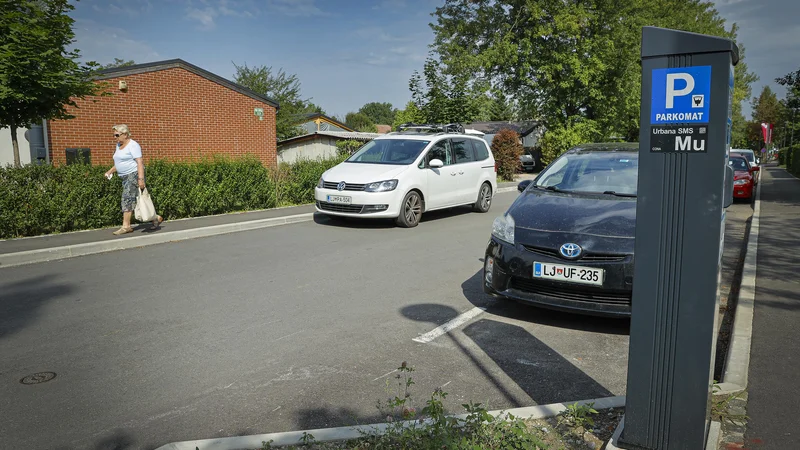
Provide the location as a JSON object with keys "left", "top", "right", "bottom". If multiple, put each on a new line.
{"left": 70, "top": 0, "right": 799, "bottom": 121}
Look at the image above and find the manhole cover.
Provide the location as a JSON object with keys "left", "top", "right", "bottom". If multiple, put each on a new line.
{"left": 20, "top": 372, "right": 56, "bottom": 385}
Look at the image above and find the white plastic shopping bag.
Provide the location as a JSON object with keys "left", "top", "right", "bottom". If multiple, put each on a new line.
{"left": 134, "top": 188, "right": 157, "bottom": 222}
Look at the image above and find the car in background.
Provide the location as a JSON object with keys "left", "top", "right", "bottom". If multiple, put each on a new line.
{"left": 315, "top": 124, "right": 497, "bottom": 228}
{"left": 520, "top": 148, "right": 537, "bottom": 172}
{"left": 731, "top": 149, "right": 759, "bottom": 184}
{"left": 484, "top": 143, "right": 639, "bottom": 317}
{"left": 729, "top": 155, "right": 757, "bottom": 200}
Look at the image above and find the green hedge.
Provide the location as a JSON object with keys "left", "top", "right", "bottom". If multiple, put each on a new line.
{"left": 0, "top": 155, "right": 345, "bottom": 239}
{"left": 791, "top": 147, "right": 800, "bottom": 177}
{"left": 778, "top": 148, "right": 787, "bottom": 165}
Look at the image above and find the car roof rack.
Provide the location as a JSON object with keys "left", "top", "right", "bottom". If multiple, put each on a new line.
{"left": 394, "top": 123, "right": 466, "bottom": 135}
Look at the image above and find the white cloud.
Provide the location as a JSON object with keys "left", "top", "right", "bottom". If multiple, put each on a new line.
{"left": 265, "top": 0, "right": 326, "bottom": 17}
{"left": 186, "top": 6, "right": 218, "bottom": 29}
{"left": 72, "top": 19, "right": 161, "bottom": 65}
{"left": 91, "top": 0, "right": 153, "bottom": 17}
{"left": 372, "top": 0, "right": 409, "bottom": 11}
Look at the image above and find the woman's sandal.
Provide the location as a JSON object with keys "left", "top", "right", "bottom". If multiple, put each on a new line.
{"left": 149, "top": 215, "right": 164, "bottom": 230}
{"left": 112, "top": 227, "right": 134, "bottom": 235}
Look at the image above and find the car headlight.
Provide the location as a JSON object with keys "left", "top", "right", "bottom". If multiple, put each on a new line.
{"left": 733, "top": 179, "right": 749, "bottom": 185}
{"left": 317, "top": 177, "right": 324, "bottom": 188}
{"left": 365, "top": 179, "right": 398, "bottom": 192}
{"left": 492, "top": 214, "right": 515, "bottom": 244}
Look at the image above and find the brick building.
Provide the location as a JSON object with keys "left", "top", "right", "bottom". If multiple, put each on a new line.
{"left": 47, "top": 59, "right": 279, "bottom": 167}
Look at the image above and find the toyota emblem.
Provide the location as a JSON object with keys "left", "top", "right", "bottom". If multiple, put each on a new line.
{"left": 559, "top": 243, "right": 582, "bottom": 259}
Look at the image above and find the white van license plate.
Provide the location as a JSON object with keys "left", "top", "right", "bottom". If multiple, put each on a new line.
{"left": 327, "top": 195, "right": 351, "bottom": 205}
{"left": 533, "top": 262, "right": 603, "bottom": 286}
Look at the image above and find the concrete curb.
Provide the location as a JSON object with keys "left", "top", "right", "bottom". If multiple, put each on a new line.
{"left": 496, "top": 186, "right": 518, "bottom": 194}
{"left": 605, "top": 417, "right": 721, "bottom": 450}
{"left": 717, "top": 178, "right": 762, "bottom": 395}
{"left": 0, "top": 213, "right": 314, "bottom": 268}
{"left": 154, "top": 396, "right": 625, "bottom": 450}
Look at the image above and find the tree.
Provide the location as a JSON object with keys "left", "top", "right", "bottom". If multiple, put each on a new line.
{"left": 233, "top": 62, "right": 315, "bottom": 141}
{"left": 749, "top": 86, "right": 785, "bottom": 149}
{"left": 393, "top": 101, "right": 425, "bottom": 130}
{"left": 409, "top": 56, "right": 483, "bottom": 124}
{"left": 345, "top": 112, "right": 377, "bottom": 133}
{"left": 358, "top": 102, "right": 396, "bottom": 126}
{"left": 776, "top": 67, "right": 800, "bottom": 149}
{"left": 0, "top": 0, "right": 105, "bottom": 167}
{"left": 100, "top": 58, "right": 136, "bottom": 70}
{"left": 429, "top": 0, "right": 758, "bottom": 158}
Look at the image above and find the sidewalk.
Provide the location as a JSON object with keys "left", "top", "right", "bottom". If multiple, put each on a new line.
{"left": 743, "top": 164, "right": 800, "bottom": 449}
{"left": 0, "top": 181, "right": 520, "bottom": 264}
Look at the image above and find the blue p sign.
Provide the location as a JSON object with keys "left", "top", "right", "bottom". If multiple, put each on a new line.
{"left": 651, "top": 66, "right": 712, "bottom": 124}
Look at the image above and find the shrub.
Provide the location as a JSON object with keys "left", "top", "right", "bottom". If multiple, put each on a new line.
{"left": 490, "top": 129, "right": 523, "bottom": 181}
{"left": 788, "top": 147, "right": 795, "bottom": 173}
{"left": 0, "top": 154, "right": 346, "bottom": 239}
{"left": 778, "top": 148, "right": 787, "bottom": 165}
{"left": 335, "top": 139, "right": 366, "bottom": 157}
{"left": 791, "top": 146, "right": 800, "bottom": 177}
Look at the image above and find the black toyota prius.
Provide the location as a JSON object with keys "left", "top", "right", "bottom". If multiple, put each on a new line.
{"left": 484, "top": 143, "right": 639, "bottom": 317}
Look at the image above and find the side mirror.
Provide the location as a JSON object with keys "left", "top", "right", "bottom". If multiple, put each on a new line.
{"left": 518, "top": 180, "right": 532, "bottom": 192}
{"left": 429, "top": 159, "right": 444, "bottom": 169}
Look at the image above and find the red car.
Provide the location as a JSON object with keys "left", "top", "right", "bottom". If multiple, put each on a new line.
{"left": 729, "top": 155, "right": 758, "bottom": 199}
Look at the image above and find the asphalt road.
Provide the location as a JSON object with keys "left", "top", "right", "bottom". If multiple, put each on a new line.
{"left": 0, "top": 190, "right": 752, "bottom": 449}
{"left": 744, "top": 166, "right": 800, "bottom": 449}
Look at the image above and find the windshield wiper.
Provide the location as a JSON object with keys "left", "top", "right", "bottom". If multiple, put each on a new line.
{"left": 602, "top": 190, "right": 637, "bottom": 198}
{"left": 532, "top": 184, "right": 566, "bottom": 192}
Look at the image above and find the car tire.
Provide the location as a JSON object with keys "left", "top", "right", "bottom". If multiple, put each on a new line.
{"left": 396, "top": 191, "right": 422, "bottom": 228}
{"left": 473, "top": 182, "right": 492, "bottom": 213}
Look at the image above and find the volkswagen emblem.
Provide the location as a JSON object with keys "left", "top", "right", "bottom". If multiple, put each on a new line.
{"left": 337, "top": 181, "right": 346, "bottom": 191}
{"left": 560, "top": 243, "right": 582, "bottom": 259}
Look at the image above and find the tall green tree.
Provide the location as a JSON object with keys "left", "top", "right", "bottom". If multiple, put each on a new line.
{"left": 233, "top": 62, "right": 316, "bottom": 141}
{"left": 358, "top": 102, "right": 396, "bottom": 125}
{"left": 392, "top": 101, "right": 425, "bottom": 129}
{"left": 776, "top": 67, "right": 800, "bottom": 148}
{"left": 345, "top": 112, "right": 377, "bottom": 133}
{"left": 409, "top": 56, "right": 483, "bottom": 124}
{"left": 99, "top": 58, "right": 136, "bottom": 70}
{"left": 0, "top": 0, "right": 105, "bottom": 167}
{"left": 429, "top": 0, "right": 758, "bottom": 158}
{"left": 749, "top": 86, "right": 785, "bottom": 149}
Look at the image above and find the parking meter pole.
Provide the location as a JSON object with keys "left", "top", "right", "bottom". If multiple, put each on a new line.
{"left": 619, "top": 27, "right": 739, "bottom": 450}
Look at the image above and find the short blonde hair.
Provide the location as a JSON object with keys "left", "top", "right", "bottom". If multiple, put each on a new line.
{"left": 112, "top": 124, "right": 131, "bottom": 136}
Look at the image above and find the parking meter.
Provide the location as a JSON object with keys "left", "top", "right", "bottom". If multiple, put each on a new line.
{"left": 620, "top": 27, "right": 739, "bottom": 449}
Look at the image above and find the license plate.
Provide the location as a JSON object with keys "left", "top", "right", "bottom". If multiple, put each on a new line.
{"left": 533, "top": 262, "right": 604, "bottom": 286}
{"left": 327, "top": 195, "right": 351, "bottom": 205}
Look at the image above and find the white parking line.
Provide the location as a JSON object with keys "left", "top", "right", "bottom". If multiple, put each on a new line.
{"left": 412, "top": 307, "right": 486, "bottom": 343}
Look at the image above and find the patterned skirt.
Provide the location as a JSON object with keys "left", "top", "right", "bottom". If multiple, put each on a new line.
{"left": 120, "top": 172, "right": 139, "bottom": 212}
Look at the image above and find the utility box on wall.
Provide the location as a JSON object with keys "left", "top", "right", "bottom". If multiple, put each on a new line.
{"left": 619, "top": 27, "right": 738, "bottom": 450}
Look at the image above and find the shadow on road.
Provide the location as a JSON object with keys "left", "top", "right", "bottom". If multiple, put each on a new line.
{"left": 312, "top": 205, "right": 477, "bottom": 229}
{"left": 461, "top": 269, "right": 630, "bottom": 336}
{"left": 0, "top": 274, "right": 76, "bottom": 340}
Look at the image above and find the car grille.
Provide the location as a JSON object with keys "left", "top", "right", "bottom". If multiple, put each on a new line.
{"left": 510, "top": 277, "right": 631, "bottom": 305}
{"left": 322, "top": 181, "right": 366, "bottom": 191}
{"left": 522, "top": 245, "right": 627, "bottom": 262}
{"left": 316, "top": 201, "right": 364, "bottom": 214}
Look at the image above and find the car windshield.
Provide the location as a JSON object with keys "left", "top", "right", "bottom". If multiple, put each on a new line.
{"left": 346, "top": 139, "right": 429, "bottom": 165}
{"left": 729, "top": 158, "right": 749, "bottom": 171}
{"left": 733, "top": 151, "right": 755, "bottom": 163}
{"left": 535, "top": 151, "right": 639, "bottom": 196}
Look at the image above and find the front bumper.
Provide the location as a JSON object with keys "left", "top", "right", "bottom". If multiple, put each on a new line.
{"left": 314, "top": 187, "right": 403, "bottom": 218}
{"left": 484, "top": 237, "right": 633, "bottom": 318}
{"left": 733, "top": 182, "right": 753, "bottom": 198}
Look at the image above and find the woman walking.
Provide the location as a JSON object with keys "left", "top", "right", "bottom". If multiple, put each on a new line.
{"left": 104, "top": 124, "right": 162, "bottom": 235}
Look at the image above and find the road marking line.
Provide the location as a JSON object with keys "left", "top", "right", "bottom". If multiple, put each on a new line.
{"left": 372, "top": 369, "right": 398, "bottom": 382}
{"left": 412, "top": 307, "right": 486, "bottom": 343}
